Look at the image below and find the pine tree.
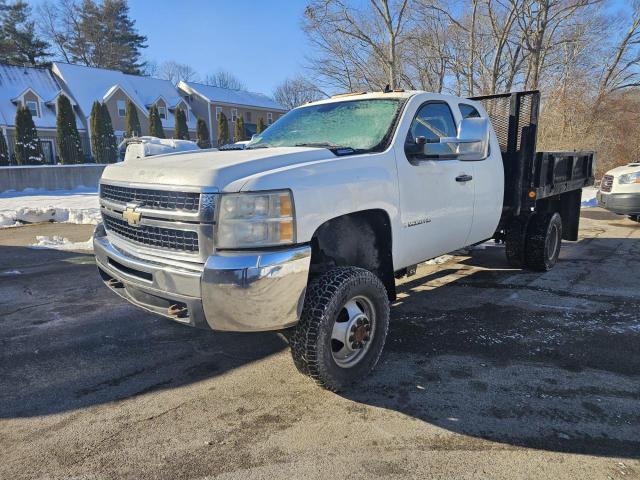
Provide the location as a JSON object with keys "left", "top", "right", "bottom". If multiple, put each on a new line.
{"left": 174, "top": 107, "right": 189, "bottom": 140}
{"left": 90, "top": 101, "right": 117, "bottom": 163}
{"left": 235, "top": 115, "right": 245, "bottom": 142}
{"left": 148, "top": 105, "right": 165, "bottom": 138}
{"left": 100, "top": 103, "right": 118, "bottom": 163}
{"left": 256, "top": 117, "right": 266, "bottom": 134}
{"left": 196, "top": 117, "right": 210, "bottom": 148}
{"left": 124, "top": 99, "right": 141, "bottom": 137}
{"left": 0, "top": 131, "right": 8, "bottom": 166}
{"left": 66, "top": 0, "right": 147, "bottom": 74}
{"left": 217, "top": 111, "right": 229, "bottom": 146}
{"left": 56, "top": 95, "right": 83, "bottom": 164}
{"left": 0, "top": 1, "right": 50, "bottom": 66}
{"left": 14, "top": 105, "right": 43, "bottom": 165}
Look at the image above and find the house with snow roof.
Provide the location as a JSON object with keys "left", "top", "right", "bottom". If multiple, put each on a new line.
{"left": 0, "top": 63, "right": 87, "bottom": 163}
{"left": 178, "top": 81, "right": 287, "bottom": 144}
{"left": 52, "top": 62, "right": 197, "bottom": 142}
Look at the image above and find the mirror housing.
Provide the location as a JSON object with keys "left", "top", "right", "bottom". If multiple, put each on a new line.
{"left": 437, "top": 118, "right": 490, "bottom": 161}
{"left": 408, "top": 117, "right": 490, "bottom": 161}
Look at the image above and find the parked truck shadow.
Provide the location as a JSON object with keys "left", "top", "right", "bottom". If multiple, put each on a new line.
{"left": 0, "top": 245, "right": 287, "bottom": 419}
{"left": 342, "top": 236, "right": 640, "bottom": 459}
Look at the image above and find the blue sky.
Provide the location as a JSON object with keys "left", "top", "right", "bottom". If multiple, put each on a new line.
{"left": 128, "top": 1, "right": 310, "bottom": 94}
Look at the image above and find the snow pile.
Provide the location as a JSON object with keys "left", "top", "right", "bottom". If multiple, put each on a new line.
{"left": 581, "top": 186, "right": 598, "bottom": 208}
{"left": 30, "top": 235, "right": 93, "bottom": 251}
{"left": 0, "top": 187, "right": 100, "bottom": 228}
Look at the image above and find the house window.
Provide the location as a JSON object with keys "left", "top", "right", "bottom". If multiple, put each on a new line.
{"left": 117, "top": 100, "right": 126, "bottom": 117}
{"left": 26, "top": 100, "right": 38, "bottom": 117}
{"left": 267, "top": 112, "right": 273, "bottom": 125}
{"left": 158, "top": 106, "right": 167, "bottom": 119}
{"left": 245, "top": 111, "right": 252, "bottom": 122}
{"left": 216, "top": 106, "right": 222, "bottom": 120}
{"left": 231, "top": 108, "right": 238, "bottom": 122}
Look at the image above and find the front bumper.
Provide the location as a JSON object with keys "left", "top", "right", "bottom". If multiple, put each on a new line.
{"left": 93, "top": 224, "right": 312, "bottom": 332}
{"left": 597, "top": 191, "right": 640, "bottom": 215}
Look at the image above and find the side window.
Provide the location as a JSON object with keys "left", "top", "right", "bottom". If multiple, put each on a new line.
{"left": 459, "top": 103, "right": 481, "bottom": 119}
{"left": 405, "top": 102, "right": 457, "bottom": 160}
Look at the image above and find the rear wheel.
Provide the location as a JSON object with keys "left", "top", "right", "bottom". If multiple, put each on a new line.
{"left": 290, "top": 267, "right": 389, "bottom": 391}
{"left": 524, "top": 212, "right": 563, "bottom": 271}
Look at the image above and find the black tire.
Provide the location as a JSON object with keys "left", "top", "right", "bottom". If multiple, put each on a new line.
{"left": 524, "top": 212, "right": 563, "bottom": 271}
{"left": 505, "top": 217, "right": 528, "bottom": 268}
{"left": 628, "top": 215, "right": 640, "bottom": 223}
{"left": 290, "top": 267, "right": 389, "bottom": 391}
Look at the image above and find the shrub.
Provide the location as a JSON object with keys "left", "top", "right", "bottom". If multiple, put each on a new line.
{"left": 56, "top": 95, "right": 83, "bottom": 164}
{"left": 15, "top": 105, "right": 43, "bottom": 165}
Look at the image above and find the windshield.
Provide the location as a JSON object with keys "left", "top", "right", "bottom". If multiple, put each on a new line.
{"left": 247, "top": 98, "right": 402, "bottom": 152}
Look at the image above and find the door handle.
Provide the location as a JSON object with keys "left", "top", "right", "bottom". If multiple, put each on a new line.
{"left": 456, "top": 174, "right": 473, "bottom": 182}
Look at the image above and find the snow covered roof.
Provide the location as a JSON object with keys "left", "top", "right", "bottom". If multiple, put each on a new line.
{"left": 0, "top": 63, "right": 83, "bottom": 129}
{"left": 52, "top": 62, "right": 196, "bottom": 129}
{"left": 179, "top": 81, "right": 286, "bottom": 111}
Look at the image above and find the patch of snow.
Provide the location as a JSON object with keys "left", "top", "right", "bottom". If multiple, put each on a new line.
{"left": 0, "top": 187, "right": 99, "bottom": 228}
{"left": 30, "top": 235, "right": 93, "bottom": 251}
{"left": 425, "top": 255, "right": 454, "bottom": 265}
{"left": 581, "top": 186, "right": 598, "bottom": 208}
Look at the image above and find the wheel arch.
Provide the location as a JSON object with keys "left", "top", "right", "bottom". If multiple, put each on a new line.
{"left": 309, "top": 209, "right": 396, "bottom": 301}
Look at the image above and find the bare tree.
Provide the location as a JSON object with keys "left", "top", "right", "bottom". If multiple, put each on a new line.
{"left": 203, "top": 69, "right": 246, "bottom": 90}
{"left": 273, "top": 76, "right": 326, "bottom": 109}
{"left": 158, "top": 61, "right": 200, "bottom": 85}
{"left": 304, "top": 0, "right": 411, "bottom": 90}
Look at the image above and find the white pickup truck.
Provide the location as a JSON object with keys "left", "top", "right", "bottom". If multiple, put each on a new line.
{"left": 94, "top": 89, "right": 594, "bottom": 390}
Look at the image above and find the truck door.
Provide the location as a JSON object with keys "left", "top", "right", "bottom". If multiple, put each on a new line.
{"left": 395, "top": 100, "right": 475, "bottom": 268}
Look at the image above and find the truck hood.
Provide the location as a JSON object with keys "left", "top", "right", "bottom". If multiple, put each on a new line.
{"left": 100, "top": 147, "right": 334, "bottom": 191}
{"left": 605, "top": 163, "right": 640, "bottom": 178}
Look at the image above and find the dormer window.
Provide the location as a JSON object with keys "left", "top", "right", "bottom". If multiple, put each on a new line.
{"left": 117, "top": 100, "right": 126, "bottom": 117}
{"left": 26, "top": 100, "right": 39, "bottom": 117}
{"left": 158, "top": 106, "right": 166, "bottom": 119}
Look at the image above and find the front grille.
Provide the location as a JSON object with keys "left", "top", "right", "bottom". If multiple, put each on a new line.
{"left": 600, "top": 175, "right": 614, "bottom": 192}
{"left": 103, "top": 214, "right": 199, "bottom": 253}
{"left": 100, "top": 184, "right": 200, "bottom": 212}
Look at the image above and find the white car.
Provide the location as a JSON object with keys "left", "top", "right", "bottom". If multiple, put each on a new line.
{"left": 597, "top": 162, "right": 640, "bottom": 222}
{"left": 94, "top": 90, "right": 594, "bottom": 390}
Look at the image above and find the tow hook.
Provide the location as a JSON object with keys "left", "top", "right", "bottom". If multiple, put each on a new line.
{"left": 106, "top": 278, "right": 124, "bottom": 289}
{"left": 168, "top": 304, "right": 189, "bottom": 318}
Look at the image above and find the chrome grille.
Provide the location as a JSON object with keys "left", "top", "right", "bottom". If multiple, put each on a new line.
{"left": 100, "top": 184, "right": 200, "bottom": 212}
{"left": 103, "top": 214, "right": 199, "bottom": 253}
{"left": 600, "top": 175, "right": 614, "bottom": 193}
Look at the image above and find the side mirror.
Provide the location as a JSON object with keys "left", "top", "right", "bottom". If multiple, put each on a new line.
{"left": 439, "top": 118, "right": 490, "bottom": 161}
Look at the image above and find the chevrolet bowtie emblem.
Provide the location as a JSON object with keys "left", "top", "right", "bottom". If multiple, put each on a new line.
{"left": 122, "top": 206, "right": 142, "bottom": 226}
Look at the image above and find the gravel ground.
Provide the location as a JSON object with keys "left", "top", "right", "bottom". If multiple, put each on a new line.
{"left": 0, "top": 209, "right": 638, "bottom": 480}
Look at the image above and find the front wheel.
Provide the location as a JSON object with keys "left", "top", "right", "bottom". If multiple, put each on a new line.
{"left": 290, "top": 267, "right": 390, "bottom": 391}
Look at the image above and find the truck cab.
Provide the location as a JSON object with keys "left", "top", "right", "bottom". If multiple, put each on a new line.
{"left": 94, "top": 89, "right": 594, "bottom": 390}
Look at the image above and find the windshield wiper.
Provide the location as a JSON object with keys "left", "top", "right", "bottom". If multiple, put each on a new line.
{"left": 295, "top": 142, "right": 348, "bottom": 149}
{"left": 245, "top": 143, "right": 271, "bottom": 150}
{"left": 295, "top": 142, "right": 364, "bottom": 156}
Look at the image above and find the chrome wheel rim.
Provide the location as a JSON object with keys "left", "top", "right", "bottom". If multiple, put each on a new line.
{"left": 547, "top": 223, "right": 560, "bottom": 261}
{"left": 331, "top": 295, "right": 376, "bottom": 368}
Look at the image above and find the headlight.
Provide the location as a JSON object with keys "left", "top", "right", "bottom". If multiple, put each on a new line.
{"left": 619, "top": 172, "right": 640, "bottom": 184}
{"left": 216, "top": 190, "right": 295, "bottom": 249}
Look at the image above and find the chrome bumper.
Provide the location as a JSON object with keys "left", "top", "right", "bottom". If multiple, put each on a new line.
{"left": 93, "top": 223, "right": 311, "bottom": 332}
